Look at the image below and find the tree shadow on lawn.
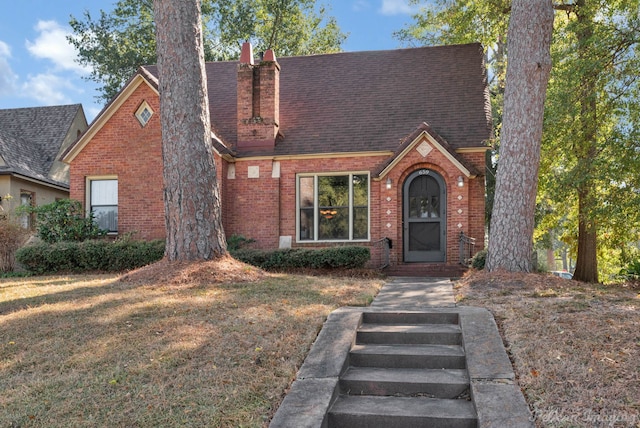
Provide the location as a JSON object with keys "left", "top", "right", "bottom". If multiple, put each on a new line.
{"left": 0, "top": 263, "right": 382, "bottom": 427}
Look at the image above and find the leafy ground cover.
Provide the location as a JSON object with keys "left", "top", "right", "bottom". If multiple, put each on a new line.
{"left": 0, "top": 256, "right": 383, "bottom": 427}
{"left": 455, "top": 270, "right": 639, "bottom": 427}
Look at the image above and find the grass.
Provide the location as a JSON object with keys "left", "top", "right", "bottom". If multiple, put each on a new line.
{"left": 4, "top": 259, "right": 638, "bottom": 427}
{"left": 0, "top": 258, "right": 383, "bottom": 427}
{"left": 455, "top": 270, "right": 640, "bottom": 427}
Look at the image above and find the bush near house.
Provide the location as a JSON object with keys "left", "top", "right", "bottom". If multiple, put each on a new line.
{"left": 231, "top": 246, "right": 371, "bottom": 271}
{"left": 16, "top": 239, "right": 165, "bottom": 275}
{"left": 22, "top": 199, "right": 106, "bottom": 243}
{"left": 0, "top": 217, "right": 29, "bottom": 273}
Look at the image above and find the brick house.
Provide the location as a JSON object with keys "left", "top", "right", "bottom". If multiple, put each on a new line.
{"left": 62, "top": 43, "right": 492, "bottom": 273}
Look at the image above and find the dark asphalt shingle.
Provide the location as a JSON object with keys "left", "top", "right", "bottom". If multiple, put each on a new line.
{"left": 0, "top": 104, "right": 83, "bottom": 186}
{"left": 143, "top": 43, "right": 492, "bottom": 157}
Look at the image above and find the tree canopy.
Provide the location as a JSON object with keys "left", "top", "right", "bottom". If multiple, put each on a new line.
{"left": 399, "top": 0, "right": 640, "bottom": 281}
{"left": 69, "top": 0, "right": 346, "bottom": 102}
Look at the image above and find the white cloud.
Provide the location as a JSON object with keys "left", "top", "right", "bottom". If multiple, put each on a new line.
{"left": 0, "top": 40, "right": 18, "bottom": 97}
{"left": 379, "top": 0, "right": 420, "bottom": 15}
{"left": 0, "top": 40, "right": 11, "bottom": 58}
{"left": 21, "top": 73, "right": 76, "bottom": 105}
{"left": 25, "top": 20, "right": 89, "bottom": 75}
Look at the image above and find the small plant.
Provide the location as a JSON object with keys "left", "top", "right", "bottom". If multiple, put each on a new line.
{"left": 0, "top": 217, "right": 29, "bottom": 272}
{"left": 619, "top": 259, "right": 640, "bottom": 281}
{"left": 23, "top": 199, "right": 106, "bottom": 243}
{"left": 226, "top": 234, "right": 255, "bottom": 251}
{"left": 470, "top": 249, "right": 487, "bottom": 270}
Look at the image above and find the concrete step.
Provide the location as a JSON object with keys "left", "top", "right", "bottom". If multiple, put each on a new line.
{"left": 362, "top": 311, "right": 459, "bottom": 325}
{"left": 357, "top": 323, "right": 462, "bottom": 345}
{"left": 383, "top": 263, "right": 467, "bottom": 278}
{"left": 340, "top": 366, "right": 469, "bottom": 398}
{"left": 328, "top": 395, "right": 477, "bottom": 428}
{"left": 349, "top": 344, "right": 466, "bottom": 369}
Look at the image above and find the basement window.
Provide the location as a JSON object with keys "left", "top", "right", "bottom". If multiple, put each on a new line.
{"left": 135, "top": 101, "right": 154, "bottom": 127}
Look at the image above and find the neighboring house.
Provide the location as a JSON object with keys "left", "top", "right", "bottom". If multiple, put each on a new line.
{"left": 63, "top": 43, "right": 492, "bottom": 272}
{"left": 0, "top": 104, "right": 88, "bottom": 227}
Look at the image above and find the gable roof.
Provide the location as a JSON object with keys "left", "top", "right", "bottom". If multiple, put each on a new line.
{"left": 141, "top": 43, "right": 492, "bottom": 157}
{"left": 0, "top": 104, "right": 85, "bottom": 188}
{"left": 374, "top": 122, "right": 483, "bottom": 179}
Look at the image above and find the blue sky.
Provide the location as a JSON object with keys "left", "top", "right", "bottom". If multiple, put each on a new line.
{"left": 0, "top": 0, "right": 421, "bottom": 122}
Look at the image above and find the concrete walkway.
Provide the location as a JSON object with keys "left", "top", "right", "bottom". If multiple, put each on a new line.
{"left": 269, "top": 277, "right": 534, "bottom": 427}
{"left": 370, "top": 277, "right": 457, "bottom": 309}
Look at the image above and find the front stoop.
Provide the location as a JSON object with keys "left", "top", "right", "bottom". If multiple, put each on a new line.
{"left": 269, "top": 307, "right": 533, "bottom": 428}
{"left": 383, "top": 263, "right": 467, "bottom": 278}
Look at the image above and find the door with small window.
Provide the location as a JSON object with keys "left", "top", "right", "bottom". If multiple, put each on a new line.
{"left": 403, "top": 169, "right": 446, "bottom": 262}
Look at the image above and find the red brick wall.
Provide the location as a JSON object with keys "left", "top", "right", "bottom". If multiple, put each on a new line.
{"left": 69, "top": 83, "right": 165, "bottom": 240}
{"left": 223, "top": 159, "right": 280, "bottom": 248}
{"left": 383, "top": 143, "right": 487, "bottom": 265}
{"left": 224, "top": 148, "right": 485, "bottom": 266}
{"left": 70, "top": 81, "right": 486, "bottom": 267}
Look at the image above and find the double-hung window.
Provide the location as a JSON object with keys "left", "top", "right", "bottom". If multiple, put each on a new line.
{"left": 88, "top": 178, "right": 118, "bottom": 233}
{"left": 298, "top": 173, "right": 369, "bottom": 241}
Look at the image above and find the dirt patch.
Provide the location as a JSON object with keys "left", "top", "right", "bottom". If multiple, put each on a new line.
{"left": 455, "top": 270, "right": 640, "bottom": 427}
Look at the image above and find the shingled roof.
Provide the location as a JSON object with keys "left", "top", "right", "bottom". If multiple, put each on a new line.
{"left": 0, "top": 104, "right": 84, "bottom": 187}
{"left": 142, "top": 43, "right": 492, "bottom": 157}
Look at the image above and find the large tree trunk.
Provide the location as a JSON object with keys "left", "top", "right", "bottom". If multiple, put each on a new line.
{"left": 153, "top": 0, "right": 227, "bottom": 261}
{"left": 486, "top": 0, "right": 554, "bottom": 272}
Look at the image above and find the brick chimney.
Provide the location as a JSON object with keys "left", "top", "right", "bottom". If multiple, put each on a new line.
{"left": 237, "top": 42, "right": 280, "bottom": 151}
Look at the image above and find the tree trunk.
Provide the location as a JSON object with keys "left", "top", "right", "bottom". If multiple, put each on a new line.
{"left": 571, "top": 1, "right": 599, "bottom": 282}
{"left": 153, "top": 0, "right": 227, "bottom": 261}
{"left": 574, "top": 187, "right": 598, "bottom": 281}
{"left": 486, "top": 0, "right": 554, "bottom": 272}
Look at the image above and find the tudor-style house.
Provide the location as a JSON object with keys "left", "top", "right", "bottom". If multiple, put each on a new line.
{"left": 63, "top": 43, "right": 492, "bottom": 274}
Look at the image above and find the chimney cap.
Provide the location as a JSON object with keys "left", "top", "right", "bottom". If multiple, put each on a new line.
{"left": 263, "top": 49, "right": 277, "bottom": 62}
{"left": 240, "top": 42, "right": 254, "bottom": 65}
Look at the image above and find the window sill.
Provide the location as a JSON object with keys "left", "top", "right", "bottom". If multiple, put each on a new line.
{"left": 296, "top": 239, "right": 371, "bottom": 244}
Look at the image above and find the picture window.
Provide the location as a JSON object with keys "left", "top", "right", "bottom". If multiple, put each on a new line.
{"left": 297, "top": 173, "right": 369, "bottom": 242}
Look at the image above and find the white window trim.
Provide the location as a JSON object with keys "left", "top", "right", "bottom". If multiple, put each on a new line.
{"left": 296, "top": 171, "right": 370, "bottom": 243}
{"left": 135, "top": 101, "right": 154, "bottom": 127}
{"left": 86, "top": 175, "right": 118, "bottom": 234}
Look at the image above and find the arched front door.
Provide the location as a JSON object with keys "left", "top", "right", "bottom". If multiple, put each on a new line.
{"left": 403, "top": 169, "right": 446, "bottom": 262}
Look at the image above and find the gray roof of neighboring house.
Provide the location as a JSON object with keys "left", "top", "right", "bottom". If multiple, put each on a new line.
{"left": 143, "top": 43, "right": 493, "bottom": 157}
{"left": 0, "top": 104, "right": 84, "bottom": 187}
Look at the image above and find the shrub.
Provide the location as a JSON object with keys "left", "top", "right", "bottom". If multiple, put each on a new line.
{"left": 0, "top": 218, "right": 29, "bottom": 272}
{"left": 16, "top": 239, "right": 165, "bottom": 275}
{"left": 226, "top": 234, "right": 255, "bottom": 251}
{"left": 619, "top": 259, "right": 640, "bottom": 281}
{"left": 24, "top": 199, "right": 106, "bottom": 243}
{"left": 471, "top": 249, "right": 487, "bottom": 270}
{"left": 231, "top": 246, "right": 370, "bottom": 271}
